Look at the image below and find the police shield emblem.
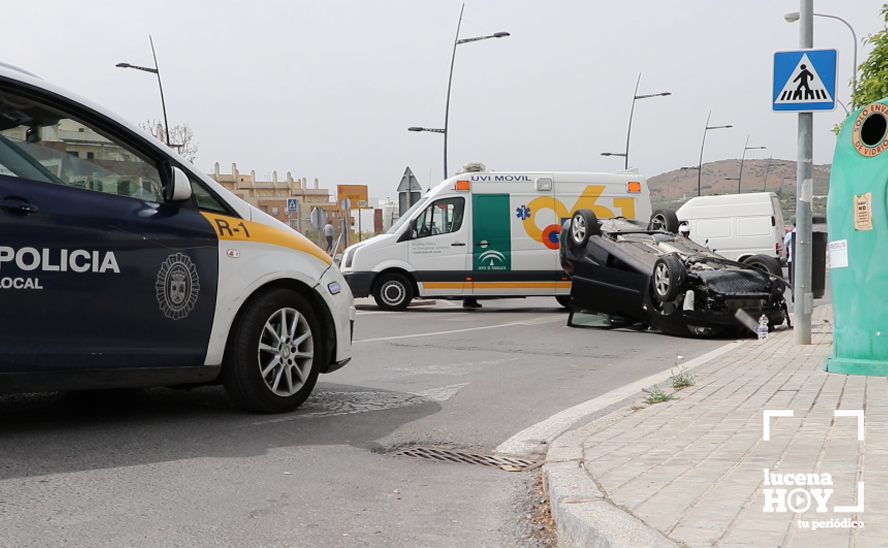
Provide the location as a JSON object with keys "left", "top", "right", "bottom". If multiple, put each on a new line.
{"left": 156, "top": 253, "right": 200, "bottom": 320}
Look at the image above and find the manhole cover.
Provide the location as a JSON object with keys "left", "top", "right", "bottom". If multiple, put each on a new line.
{"left": 392, "top": 447, "right": 540, "bottom": 471}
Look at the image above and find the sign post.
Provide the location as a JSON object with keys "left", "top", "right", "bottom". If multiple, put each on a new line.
{"left": 339, "top": 197, "right": 352, "bottom": 253}
{"left": 286, "top": 198, "right": 301, "bottom": 232}
{"left": 772, "top": 2, "right": 826, "bottom": 345}
{"left": 311, "top": 207, "right": 327, "bottom": 248}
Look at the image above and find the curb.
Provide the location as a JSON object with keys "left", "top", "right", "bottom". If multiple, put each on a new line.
{"left": 543, "top": 417, "right": 679, "bottom": 548}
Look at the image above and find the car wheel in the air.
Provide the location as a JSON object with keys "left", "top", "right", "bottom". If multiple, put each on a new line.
{"left": 373, "top": 273, "right": 414, "bottom": 311}
{"left": 223, "top": 288, "right": 322, "bottom": 414}
{"left": 648, "top": 208, "right": 680, "bottom": 233}
{"left": 570, "top": 209, "right": 600, "bottom": 248}
{"left": 743, "top": 254, "right": 784, "bottom": 278}
{"left": 652, "top": 254, "right": 686, "bottom": 302}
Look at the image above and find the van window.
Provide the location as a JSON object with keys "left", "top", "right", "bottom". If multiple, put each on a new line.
{"left": 737, "top": 217, "right": 770, "bottom": 236}
{"left": 696, "top": 219, "right": 731, "bottom": 238}
{"left": 414, "top": 197, "right": 465, "bottom": 238}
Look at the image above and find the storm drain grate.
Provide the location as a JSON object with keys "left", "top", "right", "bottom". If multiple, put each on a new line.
{"left": 392, "top": 447, "right": 540, "bottom": 471}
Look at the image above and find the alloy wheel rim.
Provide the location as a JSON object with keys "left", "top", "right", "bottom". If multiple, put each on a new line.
{"left": 572, "top": 216, "right": 586, "bottom": 243}
{"left": 257, "top": 307, "right": 313, "bottom": 397}
{"left": 654, "top": 263, "right": 671, "bottom": 296}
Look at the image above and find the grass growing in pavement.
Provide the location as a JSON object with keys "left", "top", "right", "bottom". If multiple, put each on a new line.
{"left": 669, "top": 366, "right": 697, "bottom": 390}
{"left": 642, "top": 385, "right": 676, "bottom": 404}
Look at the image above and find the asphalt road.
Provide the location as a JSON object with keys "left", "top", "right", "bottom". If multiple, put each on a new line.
{"left": 0, "top": 297, "right": 733, "bottom": 548}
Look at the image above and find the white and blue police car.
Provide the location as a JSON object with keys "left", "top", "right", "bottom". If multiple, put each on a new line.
{"left": 0, "top": 62, "right": 355, "bottom": 413}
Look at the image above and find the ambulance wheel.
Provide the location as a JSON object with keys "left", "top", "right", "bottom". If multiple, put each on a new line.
{"left": 374, "top": 273, "right": 414, "bottom": 311}
{"left": 223, "top": 288, "right": 321, "bottom": 413}
{"left": 570, "top": 209, "right": 599, "bottom": 248}
{"left": 556, "top": 296, "right": 571, "bottom": 309}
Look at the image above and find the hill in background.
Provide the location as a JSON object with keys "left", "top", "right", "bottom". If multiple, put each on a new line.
{"left": 648, "top": 158, "right": 831, "bottom": 221}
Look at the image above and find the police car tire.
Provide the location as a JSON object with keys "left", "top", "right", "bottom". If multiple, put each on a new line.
{"left": 373, "top": 273, "right": 413, "bottom": 311}
{"left": 555, "top": 295, "right": 571, "bottom": 309}
{"left": 223, "top": 288, "right": 322, "bottom": 413}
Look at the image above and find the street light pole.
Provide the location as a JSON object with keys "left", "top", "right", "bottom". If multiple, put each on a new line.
{"left": 409, "top": 3, "right": 509, "bottom": 180}
{"left": 697, "top": 111, "right": 733, "bottom": 196}
{"left": 737, "top": 135, "right": 767, "bottom": 193}
{"left": 785, "top": 11, "right": 858, "bottom": 95}
{"left": 792, "top": 0, "right": 815, "bottom": 345}
{"left": 762, "top": 155, "right": 774, "bottom": 191}
{"left": 116, "top": 35, "right": 171, "bottom": 146}
{"left": 601, "top": 73, "right": 671, "bottom": 169}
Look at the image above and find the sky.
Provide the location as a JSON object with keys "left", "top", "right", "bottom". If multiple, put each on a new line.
{"left": 10, "top": 1, "right": 885, "bottom": 200}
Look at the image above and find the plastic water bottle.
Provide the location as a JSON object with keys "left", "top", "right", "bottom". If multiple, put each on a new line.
{"left": 757, "top": 315, "right": 769, "bottom": 341}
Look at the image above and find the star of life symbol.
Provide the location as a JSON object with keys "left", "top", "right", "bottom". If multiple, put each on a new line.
{"left": 774, "top": 53, "right": 833, "bottom": 105}
{"left": 156, "top": 253, "right": 200, "bottom": 320}
{"left": 516, "top": 205, "right": 531, "bottom": 220}
{"left": 762, "top": 410, "right": 864, "bottom": 515}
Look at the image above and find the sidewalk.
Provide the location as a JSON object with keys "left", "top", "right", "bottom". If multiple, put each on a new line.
{"left": 544, "top": 305, "right": 888, "bottom": 548}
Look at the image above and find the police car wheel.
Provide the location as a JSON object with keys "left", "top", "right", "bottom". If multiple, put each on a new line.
{"left": 223, "top": 288, "right": 322, "bottom": 413}
{"left": 373, "top": 273, "right": 413, "bottom": 311}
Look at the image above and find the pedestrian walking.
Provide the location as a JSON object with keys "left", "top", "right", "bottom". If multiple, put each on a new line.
{"left": 324, "top": 220, "right": 335, "bottom": 254}
{"left": 784, "top": 217, "right": 796, "bottom": 286}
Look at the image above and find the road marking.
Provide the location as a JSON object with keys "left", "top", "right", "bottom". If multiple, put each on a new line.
{"left": 385, "top": 358, "right": 519, "bottom": 376}
{"left": 494, "top": 340, "right": 746, "bottom": 457}
{"left": 354, "top": 317, "right": 559, "bottom": 343}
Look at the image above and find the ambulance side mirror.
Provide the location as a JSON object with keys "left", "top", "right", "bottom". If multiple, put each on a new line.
{"left": 164, "top": 166, "right": 193, "bottom": 202}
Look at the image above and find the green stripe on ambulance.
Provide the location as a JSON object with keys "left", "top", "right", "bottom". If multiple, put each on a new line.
{"left": 472, "top": 193, "right": 511, "bottom": 271}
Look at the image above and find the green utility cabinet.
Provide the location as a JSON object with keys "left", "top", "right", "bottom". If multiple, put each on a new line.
{"left": 824, "top": 99, "right": 888, "bottom": 374}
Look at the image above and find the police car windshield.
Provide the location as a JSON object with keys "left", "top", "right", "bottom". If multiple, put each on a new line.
{"left": 386, "top": 196, "right": 430, "bottom": 234}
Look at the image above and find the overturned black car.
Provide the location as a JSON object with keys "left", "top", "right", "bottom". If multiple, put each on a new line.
{"left": 560, "top": 209, "right": 789, "bottom": 337}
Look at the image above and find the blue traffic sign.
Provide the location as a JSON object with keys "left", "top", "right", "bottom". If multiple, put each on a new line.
{"left": 773, "top": 49, "right": 838, "bottom": 112}
{"left": 286, "top": 198, "right": 300, "bottom": 213}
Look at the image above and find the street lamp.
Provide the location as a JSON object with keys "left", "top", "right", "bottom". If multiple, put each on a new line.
{"left": 116, "top": 35, "right": 171, "bottom": 147}
{"left": 785, "top": 11, "right": 858, "bottom": 95}
{"left": 601, "top": 73, "right": 671, "bottom": 169}
{"left": 408, "top": 3, "right": 509, "bottom": 180}
{"left": 697, "top": 111, "right": 732, "bottom": 196}
{"left": 737, "top": 135, "right": 766, "bottom": 193}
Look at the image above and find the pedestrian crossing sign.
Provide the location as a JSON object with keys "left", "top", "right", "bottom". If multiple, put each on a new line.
{"left": 773, "top": 49, "right": 838, "bottom": 112}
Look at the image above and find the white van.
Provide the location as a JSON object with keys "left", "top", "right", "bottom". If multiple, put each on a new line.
{"left": 676, "top": 192, "right": 786, "bottom": 265}
{"left": 0, "top": 62, "right": 354, "bottom": 413}
{"left": 340, "top": 166, "right": 652, "bottom": 309}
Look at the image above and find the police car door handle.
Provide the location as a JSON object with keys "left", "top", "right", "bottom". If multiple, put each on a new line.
{"left": 0, "top": 199, "right": 38, "bottom": 214}
{"left": 451, "top": 242, "right": 466, "bottom": 247}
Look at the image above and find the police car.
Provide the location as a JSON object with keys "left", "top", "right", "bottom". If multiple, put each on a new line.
{"left": 0, "top": 62, "right": 355, "bottom": 413}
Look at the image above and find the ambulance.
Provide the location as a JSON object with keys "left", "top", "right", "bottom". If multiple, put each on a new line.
{"left": 0, "top": 62, "right": 354, "bottom": 413}
{"left": 341, "top": 164, "right": 652, "bottom": 309}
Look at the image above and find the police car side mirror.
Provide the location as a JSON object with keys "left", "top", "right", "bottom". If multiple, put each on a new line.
{"left": 164, "top": 166, "right": 193, "bottom": 202}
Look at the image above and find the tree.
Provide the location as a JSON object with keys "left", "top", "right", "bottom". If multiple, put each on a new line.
{"left": 138, "top": 119, "right": 199, "bottom": 163}
{"left": 850, "top": 4, "right": 888, "bottom": 110}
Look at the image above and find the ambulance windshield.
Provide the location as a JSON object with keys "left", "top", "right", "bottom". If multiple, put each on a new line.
{"left": 387, "top": 196, "right": 430, "bottom": 234}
